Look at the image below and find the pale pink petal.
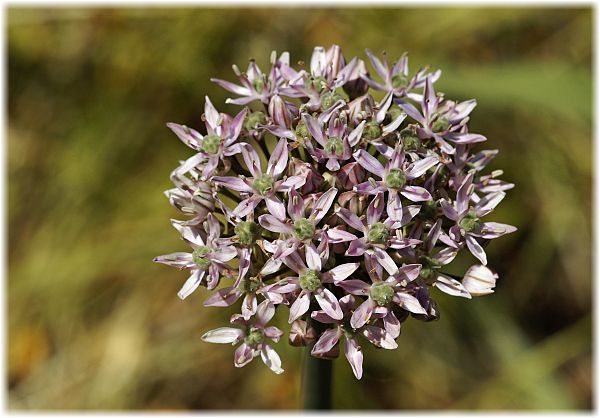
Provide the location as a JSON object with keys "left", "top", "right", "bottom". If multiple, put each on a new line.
{"left": 311, "top": 328, "right": 342, "bottom": 356}
{"left": 344, "top": 336, "right": 363, "bottom": 379}
{"left": 212, "top": 176, "right": 253, "bottom": 193}
{"left": 234, "top": 343, "right": 255, "bottom": 367}
{"left": 310, "top": 188, "right": 338, "bottom": 222}
{"left": 462, "top": 264, "right": 498, "bottom": 296}
{"left": 265, "top": 196, "right": 286, "bottom": 221}
{"left": 289, "top": 291, "right": 311, "bottom": 323}
{"left": 405, "top": 156, "right": 439, "bottom": 180}
{"left": 354, "top": 149, "right": 385, "bottom": 176}
{"left": 372, "top": 247, "right": 398, "bottom": 275}
{"left": 258, "top": 214, "right": 293, "bottom": 234}
{"left": 367, "top": 192, "right": 385, "bottom": 224}
{"left": 261, "top": 345, "right": 284, "bottom": 374}
{"left": 362, "top": 325, "right": 398, "bottom": 349}
{"left": 346, "top": 239, "right": 367, "bottom": 257}
{"left": 383, "top": 311, "right": 401, "bottom": 339}
{"left": 328, "top": 263, "right": 360, "bottom": 282}
{"left": 177, "top": 270, "right": 205, "bottom": 300}
{"left": 267, "top": 137, "right": 289, "bottom": 178}
{"left": 435, "top": 274, "right": 472, "bottom": 299}
{"left": 350, "top": 299, "right": 375, "bottom": 329}
{"left": 201, "top": 327, "right": 244, "bottom": 344}
{"left": 393, "top": 292, "right": 427, "bottom": 314}
{"left": 400, "top": 185, "right": 432, "bottom": 202}
{"left": 305, "top": 243, "right": 322, "bottom": 271}
{"left": 241, "top": 144, "right": 262, "bottom": 177}
{"left": 335, "top": 279, "right": 370, "bottom": 295}
{"left": 315, "top": 288, "right": 344, "bottom": 320}
{"left": 203, "top": 286, "right": 242, "bottom": 307}
{"left": 336, "top": 207, "right": 366, "bottom": 232}
{"left": 466, "top": 235, "right": 487, "bottom": 265}
{"left": 327, "top": 228, "right": 358, "bottom": 243}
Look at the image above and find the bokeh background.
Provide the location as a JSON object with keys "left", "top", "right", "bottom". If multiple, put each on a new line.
{"left": 7, "top": 7, "right": 592, "bottom": 410}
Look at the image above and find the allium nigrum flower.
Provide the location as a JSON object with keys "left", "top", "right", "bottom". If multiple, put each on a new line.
{"left": 155, "top": 45, "right": 517, "bottom": 378}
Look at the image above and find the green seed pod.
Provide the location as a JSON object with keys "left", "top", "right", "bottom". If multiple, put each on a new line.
{"left": 295, "top": 120, "right": 310, "bottom": 139}
{"left": 392, "top": 74, "right": 408, "bottom": 89}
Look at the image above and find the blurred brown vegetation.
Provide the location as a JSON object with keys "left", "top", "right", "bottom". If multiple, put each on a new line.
{"left": 7, "top": 7, "right": 592, "bottom": 410}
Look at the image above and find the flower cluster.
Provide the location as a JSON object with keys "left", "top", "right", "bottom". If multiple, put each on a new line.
{"left": 155, "top": 45, "right": 516, "bottom": 379}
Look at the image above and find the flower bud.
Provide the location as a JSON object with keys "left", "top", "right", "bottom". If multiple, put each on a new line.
{"left": 462, "top": 265, "right": 498, "bottom": 296}
{"left": 268, "top": 94, "right": 292, "bottom": 128}
{"left": 289, "top": 320, "right": 317, "bottom": 347}
{"left": 336, "top": 162, "right": 365, "bottom": 190}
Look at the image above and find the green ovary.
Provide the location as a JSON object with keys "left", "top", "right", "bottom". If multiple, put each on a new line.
{"left": 320, "top": 91, "right": 343, "bottom": 109}
{"left": 245, "top": 330, "right": 264, "bottom": 346}
{"left": 200, "top": 135, "right": 222, "bottom": 155}
{"left": 385, "top": 169, "right": 407, "bottom": 189}
{"left": 367, "top": 222, "right": 389, "bottom": 244}
{"left": 253, "top": 175, "right": 274, "bottom": 196}
{"left": 392, "top": 74, "right": 408, "bottom": 89}
{"left": 459, "top": 212, "right": 481, "bottom": 232}
{"left": 293, "top": 218, "right": 315, "bottom": 241}
{"left": 370, "top": 283, "right": 395, "bottom": 306}
{"left": 295, "top": 121, "right": 310, "bottom": 139}
{"left": 431, "top": 117, "right": 450, "bottom": 133}
{"left": 244, "top": 111, "right": 267, "bottom": 130}
{"left": 235, "top": 221, "right": 258, "bottom": 246}
{"left": 362, "top": 121, "right": 382, "bottom": 140}
{"left": 299, "top": 270, "right": 321, "bottom": 292}
{"left": 192, "top": 246, "right": 212, "bottom": 269}
{"left": 325, "top": 137, "right": 344, "bottom": 156}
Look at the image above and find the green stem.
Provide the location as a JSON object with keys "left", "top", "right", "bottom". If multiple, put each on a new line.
{"left": 302, "top": 319, "right": 332, "bottom": 410}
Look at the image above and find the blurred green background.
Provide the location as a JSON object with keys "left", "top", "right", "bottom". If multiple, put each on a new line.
{"left": 7, "top": 7, "right": 592, "bottom": 410}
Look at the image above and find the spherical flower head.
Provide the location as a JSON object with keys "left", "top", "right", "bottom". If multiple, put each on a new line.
{"left": 370, "top": 282, "right": 394, "bottom": 306}
{"left": 235, "top": 221, "right": 258, "bottom": 246}
{"left": 299, "top": 269, "right": 321, "bottom": 292}
{"left": 157, "top": 45, "right": 518, "bottom": 381}
{"left": 245, "top": 111, "right": 267, "bottom": 131}
{"left": 367, "top": 222, "right": 389, "bottom": 244}
{"left": 385, "top": 168, "right": 407, "bottom": 189}
{"left": 293, "top": 218, "right": 315, "bottom": 241}
{"left": 362, "top": 121, "right": 382, "bottom": 140}
{"left": 201, "top": 134, "right": 222, "bottom": 155}
{"left": 325, "top": 137, "right": 344, "bottom": 156}
{"left": 253, "top": 174, "right": 274, "bottom": 196}
{"left": 192, "top": 246, "right": 212, "bottom": 269}
{"left": 459, "top": 211, "right": 482, "bottom": 232}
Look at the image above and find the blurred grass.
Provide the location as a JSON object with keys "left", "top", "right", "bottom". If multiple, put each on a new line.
{"left": 7, "top": 7, "right": 592, "bottom": 410}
